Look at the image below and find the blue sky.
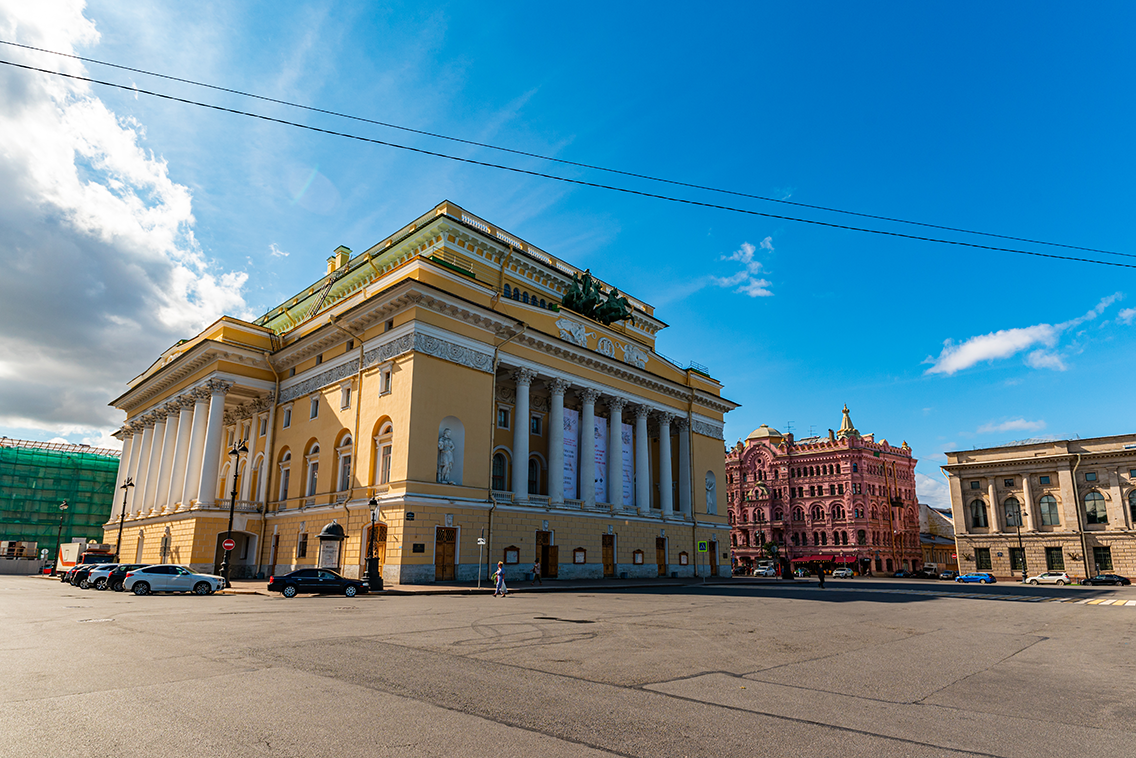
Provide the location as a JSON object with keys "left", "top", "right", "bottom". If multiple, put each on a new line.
{"left": 1, "top": 2, "right": 1134, "bottom": 509}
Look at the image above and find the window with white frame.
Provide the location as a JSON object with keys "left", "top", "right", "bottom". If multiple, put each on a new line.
{"left": 374, "top": 423, "right": 393, "bottom": 485}
{"left": 970, "top": 500, "right": 988, "bottom": 528}
{"left": 497, "top": 406, "right": 511, "bottom": 429}
{"left": 305, "top": 444, "right": 320, "bottom": 497}
{"left": 337, "top": 436, "right": 353, "bottom": 492}
{"left": 1084, "top": 491, "right": 1107, "bottom": 524}
{"left": 340, "top": 384, "right": 352, "bottom": 410}
{"left": 380, "top": 368, "right": 393, "bottom": 395}
{"left": 260, "top": 416, "right": 268, "bottom": 437}
{"left": 1039, "top": 494, "right": 1060, "bottom": 525}
{"left": 530, "top": 415, "right": 542, "bottom": 435}
{"left": 310, "top": 396, "right": 320, "bottom": 420}
{"left": 278, "top": 452, "right": 291, "bottom": 502}
{"left": 282, "top": 406, "right": 292, "bottom": 429}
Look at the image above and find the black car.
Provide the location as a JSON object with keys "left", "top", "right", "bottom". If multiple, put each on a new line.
{"left": 939, "top": 570, "right": 959, "bottom": 581}
{"left": 268, "top": 568, "right": 368, "bottom": 598}
{"left": 1083, "top": 573, "right": 1131, "bottom": 586}
{"left": 70, "top": 565, "right": 100, "bottom": 588}
{"left": 106, "top": 564, "right": 148, "bottom": 592}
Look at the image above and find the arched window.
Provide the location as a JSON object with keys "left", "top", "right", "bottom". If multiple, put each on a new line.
{"left": 970, "top": 500, "right": 988, "bottom": 528}
{"left": 755, "top": 509, "right": 766, "bottom": 522}
{"left": 278, "top": 451, "right": 292, "bottom": 502}
{"left": 841, "top": 531, "right": 848, "bottom": 545}
{"left": 728, "top": 511, "right": 736, "bottom": 525}
{"left": 833, "top": 504, "right": 846, "bottom": 520}
{"left": 374, "top": 423, "right": 393, "bottom": 485}
{"left": 528, "top": 457, "right": 540, "bottom": 495}
{"left": 1129, "top": 491, "right": 1136, "bottom": 522}
{"left": 513, "top": 288, "right": 521, "bottom": 301}
{"left": 792, "top": 507, "right": 804, "bottom": 522}
{"left": 731, "top": 534, "right": 737, "bottom": 547}
{"left": 742, "top": 510, "right": 749, "bottom": 523}
{"left": 336, "top": 435, "right": 353, "bottom": 492}
{"left": 305, "top": 443, "right": 320, "bottom": 497}
{"left": 492, "top": 452, "right": 508, "bottom": 491}
{"left": 522, "top": 291, "right": 530, "bottom": 304}
{"left": 792, "top": 533, "right": 799, "bottom": 546}
{"left": 811, "top": 505, "right": 824, "bottom": 521}
{"left": 503, "top": 283, "right": 512, "bottom": 298}
{"left": 540, "top": 298, "right": 546, "bottom": 308}
{"left": 1084, "top": 491, "right": 1108, "bottom": 524}
{"left": 870, "top": 506, "right": 878, "bottom": 520}
{"left": 857, "top": 529, "right": 866, "bottom": 545}
{"left": 820, "top": 531, "right": 827, "bottom": 546}
{"left": 1003, "top": 497, "right": 1021, "bottom": 527}
{"left": 774, "top": 508, "right": 784, "bottom": 521}
{"left": 812, "top": 531, "right": 819, "bottom": 545}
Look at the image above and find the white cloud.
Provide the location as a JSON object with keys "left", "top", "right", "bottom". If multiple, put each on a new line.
{"left": 269, "top": 243, "right": 290, "bottom": 258}
{"left": 976, "top": 418, "right": 1046, "bottom": 434}
{"left": 713, "top": 239, "right": 774, "bottom": 298}
{"left": 0, "top": 1, "right": 250, "bottom": 438}
{"left": 1119, "top": 308, "right": 1136, "bottom": 325}
{"left": 915, "top": 472, "right": 951, "bottom": 512}
{"left": 924, "top": 293, "right": 1123, "bottom": 375}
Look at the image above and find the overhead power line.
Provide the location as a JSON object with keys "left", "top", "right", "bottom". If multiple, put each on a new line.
{"left": 1, "top": 37, "right": 1131, "bottom": 262}
{"left": 3, "top": 57, "right": 1134, "bottom": 271}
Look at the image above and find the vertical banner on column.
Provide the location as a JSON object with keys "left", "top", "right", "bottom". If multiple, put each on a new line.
{"left": 621, "top": 423, "right": 634, "bottom": 506}
{"left": 563, "top": 408, "right": 578, "bottom": 500}
{"left": 594, "top": 417, "right": 607, "bottom": 504}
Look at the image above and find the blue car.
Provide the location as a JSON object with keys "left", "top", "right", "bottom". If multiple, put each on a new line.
{"left": 955, "top": 572, "right": 996, "bottom": 584}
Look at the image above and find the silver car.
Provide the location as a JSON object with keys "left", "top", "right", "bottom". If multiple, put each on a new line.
{"left": 85, "top": 564, "right": 123, "bottom": 591}
{"left": 124, "top": 565, "right": 224, "bottom": 595}
{"left": 1026, "top": 571, "right": 1072, "bottom": 585}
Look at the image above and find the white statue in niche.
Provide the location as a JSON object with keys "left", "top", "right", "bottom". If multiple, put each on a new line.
{"left": 437, "top": 428, "right": 455, "bottom": 484}
{"left": 705, "top": 472, "right": 716, "bottom": 510}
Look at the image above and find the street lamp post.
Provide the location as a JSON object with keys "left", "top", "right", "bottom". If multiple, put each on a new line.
{"left": 219, "top": 440, "right": 248, "bottom": 588}
{"left": 363, "top": 497, "right": 381, "bottom": 590}
{"left": 1010, "top": 503, "right": 1027, "bottom": 584}
{"left": 51, "top": 500, "right": 69, "bottom": 576}
{"left": 115, "top": 478, "right": 134, "bottom": 562}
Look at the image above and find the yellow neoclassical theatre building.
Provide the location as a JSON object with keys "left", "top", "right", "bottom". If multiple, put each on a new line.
{"left": 103, "top": 201, "right": 738, "bottom": 584}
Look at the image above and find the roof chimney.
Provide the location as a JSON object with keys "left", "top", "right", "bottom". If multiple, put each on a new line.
{"left": 326, "top": 245, "right": 351, "bottom": 274}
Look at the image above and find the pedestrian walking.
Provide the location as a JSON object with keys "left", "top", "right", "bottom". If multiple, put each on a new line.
{"left": 532, "top": 559, "right": 542, "bottom": 585}
{"left": 816, "top": 564, "right": 826, "bottom": 588}
{"left": 493, "top": 561, "right": 508, "bottom": 597}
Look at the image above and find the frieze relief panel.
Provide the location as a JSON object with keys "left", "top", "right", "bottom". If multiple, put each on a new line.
{"left": 691, "top": 419, "right": 725, "bottom": 440}
{"left": 555, "top": 316, "right": 650, "bottom": 370}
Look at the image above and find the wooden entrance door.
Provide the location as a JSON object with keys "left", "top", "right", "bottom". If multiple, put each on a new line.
{"left": 709, "top": 540, "right": 718, "bottom": 576}
{"left": 602, "top": 534, "right": 615, "bottom": 577}
{"left": 435, "top": 528, "right": 457, "bottom": 581}
{"left": 537, "top": 531, "right": 559, "bottom": 578}
{"left": 268, "top": 534, "right": 279, "bottom": 577}
{"left": 656, "top": 537, "right": 667, "bottom": 576}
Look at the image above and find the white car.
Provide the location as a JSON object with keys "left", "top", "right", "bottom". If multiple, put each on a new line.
{"left": 832, "top": 568, "right": 854, "bottom": 578}
{"left": 85, "top": 564, "right": 123, "bottom": 591}
{"left": 124, "top": 565, "right": 224, "bottom": 595}
{"left": 753, "top": 567, "right": 777, "bottom": 577}
{"left": 1025, "top": 571, "right": 1072, "bottom": 586}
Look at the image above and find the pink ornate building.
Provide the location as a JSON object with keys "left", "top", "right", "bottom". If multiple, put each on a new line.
{"left": 725, "top": 407, "right": 922, "bottom": 575}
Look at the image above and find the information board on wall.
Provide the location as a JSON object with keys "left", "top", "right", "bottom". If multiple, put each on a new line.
{"left": 621, "top": 423, "right": 634, "bottom": 506}
{"left": 594, "top": 416, "right": 607, "bottom": 504}
{"left": 563, "top": 409, "right": 578, "bottom": 499}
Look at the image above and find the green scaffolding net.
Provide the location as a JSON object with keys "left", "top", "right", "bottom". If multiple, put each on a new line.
{"left": 0, "top": 439, "right": 120, "bottom": 556}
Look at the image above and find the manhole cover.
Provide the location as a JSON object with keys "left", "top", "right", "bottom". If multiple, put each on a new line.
{"left": 77, "top": 618, "right": 114, "bottom": 623}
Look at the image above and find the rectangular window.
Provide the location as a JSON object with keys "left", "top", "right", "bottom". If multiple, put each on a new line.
{"left": 315, "top": 353, "right": 323, "bottom": 365}
{"left": 380, "top": 369, "right": 392, "bottom": 395}
{"left": 282, "top": 407, "right": 292, "bottom": 429}
{"left": 838, "top": 483, "right": 844, "bottom": 495}
{"left": 384, "top": 319, "right": 394, "bottom": 332}
{"left": 379, "top": 444, "right": 392, "bottom": 485}
{"left": 260, "top": 417, "right": 268, "bottom": 437}
{"left": 279, "top": 468, "right": 290, "bottom": 501}
{"left": 970, "top": 480, "right": 980, "bottom": 490}
{"left": 1085, "top": 472, "right": 1097, "bottom": 481}
{"left": 1129, "top": 469, "right": 1136, "bottom": 478}
{"left": 975, "top": 547, "right": 992, "bottom": 570}
{"left": 1009, "top": 547, "right": 1025, "bottom": 572}
{"left": 852, "top": 463, "right": 858, "bottom": 473}
{"left": 1045, "top": 546, "right": 1064, "bottom": 571}
{"left": 1093, "top": 546, "right": 1113, "bottom": 572}
{"left": 530, "top": 415, "right": 542, "bottom": 435}
{"left": 345, "top": 339, "right": 354, "bottom": 351}
{"left": 340, "top": 386, "right": 351, "bottom": 410}
{"left": 289, "top": 367, "right": 296, "bottom": 377}
{"left": 338, "top": 454, "right": 351, "bottom": 492}
{"left": 310, "top": 397, "right": 319, "bottom": 419}
{"left": 297, "top": 533, "right": 308, "bottom": 559}
{"left": 1039, "top": 475, "right": 1050, "bottom": 485}
{"left": 1003, "top": 478, "right": 1014, "bottom": 487}
{"left": 497, "top": 407, "right": 511, "bottom": 429}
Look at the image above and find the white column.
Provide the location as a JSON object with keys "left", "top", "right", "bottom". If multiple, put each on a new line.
{"left": 153, "top": 402, "right": 180, "bottom": 512}
{"left": 607, "top": 397, "right": 625, "bottom": 508}
{"left": 132, "top": 417, "right": 156, "bottom": 514}
{"left": 548, "top": 379, "right": 567, "bottom": 505}
{"left": 658, "top": 413, "right": 674, "bottom": 518}
{"left": 634, "top": 405, "right": 651, "bottom": 515}
{"left": 196, "top": 379, "right": 232, "bottom": 507}
{"left": 239, "top": 423, "right": 254, "bottom": 504}
{"left": 1021, "top": 474, "right": 1035, "bottom": 531}
{"left": 579, "top": 388, "right": 599, "bottom": 508}
{"left": 111, "top": 428, "right": 134, "bottom": 520}
{"left": 677, "top": 418, "right": 691, "bottom": 518}
{"left": 511, "top": 368, "right": 535, "bottom": 500}
{"left": 141, "top": 411, "right": 168, "bottom": 514}
{"left": 127, "top": 421, "right": 149, "bottom": 514}
{"left": 988, "top": 482, "right": 1000, "bottom": 532}
{"left": 181, "top": 388, "right": 212, "bottom": 508}
{"left": 166, "top": 396, "right": 195, "bottom": 509}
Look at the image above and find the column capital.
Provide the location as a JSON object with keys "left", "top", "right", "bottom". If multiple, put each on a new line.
{"left": 675, "top": 417, "right": 689, "bottom": 431}
{"left": 512, "top": 367, "right": 536, "bottom": 387}
{"left": 579, "top": 387, "right": 601, "bottom": 404}
{"left": 634, "top": 404, "right": 652, "bottom": 420}
{"left": 547, "top": 377, "right": 569, "bottom": 395}
{"left": 206, "top": 378, "right": 234, "bottom": 395}
{"left": 152, "top": 408, "right": 170, "bottom": 422}
{"left": 139, "top": 413, "right": 158, "bottom": 428}
{"left": 113, "top": 426, "right": 132, "bottom": 441}
{"left": 176, "top": 394, "right": 198, "bottom": 410}
{"left": 163, "top": 400, "right": 182, "bottom": 415}
{"left": 606, "top": 396, "right": 627, "bottom": 415}
{"left": 192, "top": 386, "right": 213, "bottom": 402}
{"left": 655, "top": 411, "right": 675, "bottom": 426}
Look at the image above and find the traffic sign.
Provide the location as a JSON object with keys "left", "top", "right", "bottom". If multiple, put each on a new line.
{"left": 696, "top": 540, "right": 708, "bottom": 553}
{"left": 222, "top": 538, "right": 236, "bottom": 551}
{"left": 476, "top": 538, "right": 486, "bottom": 545}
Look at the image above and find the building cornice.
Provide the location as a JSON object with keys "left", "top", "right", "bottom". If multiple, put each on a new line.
{"left": 110, "top": 341, "right": 271, "bottom": 413}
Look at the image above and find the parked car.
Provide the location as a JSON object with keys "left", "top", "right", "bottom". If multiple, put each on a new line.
{"left": 71, "top": 564, "right": 106, "bottom": 588}
{"left": 753, "top": 567, "right": 778, "bottom": 577}
{"left": 1025, "top": 571, "right": 1072, "bottom": 586}
{"left": 124, "top": 565, "right": 224, "bottom": 595}
{"left": 956, "top": 572, "right": 997, "bottom": 584}
{"left": 106, "top": 564, "right": 147, "bottom": 592}
{"left": 893, "top": 569, "right": 914, "bottom": 578}
{"left": 832, "top": 568, "right": 854, "bottom": 578}
{"left": 939, "top": 570, "right": 959, "bottom": 581}
{"left": 85, "top": 564, "right": 123, "bottom": 591}
{"left": 268, "top": 568, "right": 368, "bottom": 598}
{"left": 1083, "top": 573, "right": 1131, "bottom": 586}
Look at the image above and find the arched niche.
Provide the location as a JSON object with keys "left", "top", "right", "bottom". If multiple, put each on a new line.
{"left": 437, "top": 416, "right": 466, "bottom": 485}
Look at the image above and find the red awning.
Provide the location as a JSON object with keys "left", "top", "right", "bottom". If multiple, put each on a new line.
{"left": 790, "top": 554, "right": 858, "bottom": 563}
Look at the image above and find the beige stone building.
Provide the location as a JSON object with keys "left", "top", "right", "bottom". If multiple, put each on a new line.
{"left": 103, "top": 201, "right": 736, "bottom": 584}
{"left": 944, "top": 435, "right": 1136, "bottom": 579}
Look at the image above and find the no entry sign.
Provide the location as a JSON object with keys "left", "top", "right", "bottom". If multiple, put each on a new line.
{"left": 222, "top": 538, "right": 236, "bottom": 551}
